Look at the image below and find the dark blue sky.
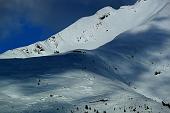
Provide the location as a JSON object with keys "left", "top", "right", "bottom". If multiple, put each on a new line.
{"left": 0, "top": 0, "right": 136, "bottom": 53}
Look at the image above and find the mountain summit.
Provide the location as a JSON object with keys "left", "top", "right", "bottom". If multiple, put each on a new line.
{"left": 0, "top": 0, "right": 168, "bottom": 59}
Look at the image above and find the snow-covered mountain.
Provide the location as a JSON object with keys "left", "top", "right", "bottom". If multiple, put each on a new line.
{"left": 0, "top": 0, "right": 170, "bottom": 113}
{"left": 0, "top": 0, "right": 168, "bottom": 59}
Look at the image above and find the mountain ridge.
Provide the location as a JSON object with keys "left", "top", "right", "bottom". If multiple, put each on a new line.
{"left": 0, "top": 0, "right": 169, "bottom": 59}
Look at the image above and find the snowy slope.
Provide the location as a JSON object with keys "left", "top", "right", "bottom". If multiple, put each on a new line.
{"left": 0, "top": 0, "right": 170, "bottom": 113}
{"left": 0, "top": 51, "right": 170, "bottom": 113}
{"left": 0, "top": 0, "right": 168, "bottom": 59}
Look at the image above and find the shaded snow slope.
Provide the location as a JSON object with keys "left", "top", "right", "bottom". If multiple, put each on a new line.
{"left": 0, "top": 52, "right": 169, "bottom": 113}
{"left": 0, "top": 0, "right": 168, "bottom": 59}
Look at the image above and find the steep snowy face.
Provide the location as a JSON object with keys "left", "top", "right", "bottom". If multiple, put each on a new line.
{"left": 0, "top": 0, "right": 168, "bottom": 59}
{"left": 95, "top": 0, "right": 170, "bottom": 104}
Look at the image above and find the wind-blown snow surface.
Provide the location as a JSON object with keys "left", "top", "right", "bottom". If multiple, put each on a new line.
{"left": 0, "top": 0, "right": 170, "bottom": 113}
